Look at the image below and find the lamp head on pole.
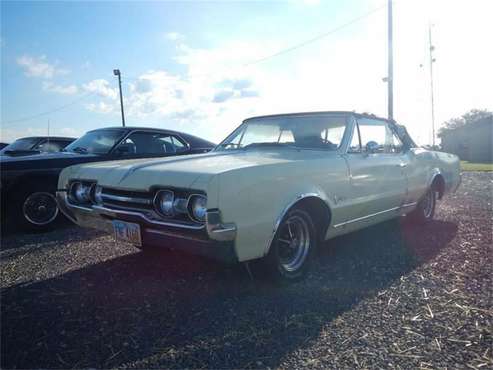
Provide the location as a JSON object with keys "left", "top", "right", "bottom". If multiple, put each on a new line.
{"left": 113, "top": 69, "right": 120, "bottom": 76}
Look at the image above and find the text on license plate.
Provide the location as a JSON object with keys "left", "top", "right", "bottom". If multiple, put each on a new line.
{"left": 112, "top": 220, "right": 142, "bottom": 246}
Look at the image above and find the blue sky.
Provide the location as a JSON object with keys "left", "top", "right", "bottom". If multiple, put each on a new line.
{"left": 1, "top": 0, "right": 492, "bottom": 144}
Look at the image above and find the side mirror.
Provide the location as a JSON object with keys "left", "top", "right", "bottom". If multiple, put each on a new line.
{"left": 365, "top": 141, "right": 380, "bottom": 154}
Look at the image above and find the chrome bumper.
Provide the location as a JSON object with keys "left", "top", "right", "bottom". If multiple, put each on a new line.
{"left": 56, "top": 191, "right": 237, "bottom": 242}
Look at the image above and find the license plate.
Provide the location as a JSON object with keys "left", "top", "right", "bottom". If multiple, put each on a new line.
{"left": 112, "top": 220, "right": 142, "bottom": 246}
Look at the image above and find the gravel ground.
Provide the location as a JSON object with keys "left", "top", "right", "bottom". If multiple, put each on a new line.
{"left": 1, "top": 172, "right": 492, "bottom": 369}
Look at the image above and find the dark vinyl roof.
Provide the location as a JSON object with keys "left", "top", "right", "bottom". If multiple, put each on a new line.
{"left": 244, "top": 111, "right": 391, "bottom": 122}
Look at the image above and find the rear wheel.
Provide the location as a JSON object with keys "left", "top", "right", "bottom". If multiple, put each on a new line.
{"left": 263, "top": 207, "right": 318, "bottom": 283}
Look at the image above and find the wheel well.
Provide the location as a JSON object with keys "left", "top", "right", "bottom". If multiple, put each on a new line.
{"left": 431, "top": 174, "right": 445, "bottom": 199}
{"left": 294, "top": 197, "right": 332, "bottom": 240}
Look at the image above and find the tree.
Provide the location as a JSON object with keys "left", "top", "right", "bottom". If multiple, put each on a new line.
{"left": 438, "top": 109, "right": 493, "bottom": 137}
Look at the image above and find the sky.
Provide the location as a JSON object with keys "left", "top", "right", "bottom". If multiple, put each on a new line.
{"left": 1, "top": 0, "right": 492, "bottom": 145}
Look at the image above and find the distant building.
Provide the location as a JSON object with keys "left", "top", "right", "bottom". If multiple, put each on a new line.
{"left": 440, "top": 116, "right": 493, "bottom": 163}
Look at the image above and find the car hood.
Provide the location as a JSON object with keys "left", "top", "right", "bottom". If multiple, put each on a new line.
{"left": 64, "top": 149, "right": 338, "bottom": 190}
{"left": 0, "top": 151, "right": 100, "bottom": 171}
{"left": 0, "top": 151, "right": 93, "bottom": 162}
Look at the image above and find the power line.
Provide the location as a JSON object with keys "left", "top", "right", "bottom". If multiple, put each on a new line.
{"left": 1, "top": 91, "right": 96, "bottom": 127}
{"left": 124, "top": 3, "right": 387, "bottom": 82}
{"left": 2, "top": 3, "right": 387, "bottom": 127}
{"left": 243, "top": 4, "right": 387, "bottom": 67}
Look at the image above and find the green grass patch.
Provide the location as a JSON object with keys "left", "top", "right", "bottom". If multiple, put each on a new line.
{"left": 460, "top": 161, "right": 493, "bottom": 171}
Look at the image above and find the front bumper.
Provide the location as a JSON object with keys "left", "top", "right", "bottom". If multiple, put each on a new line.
{"left": 56, "top": 191, "right": 238, "bottom": 263}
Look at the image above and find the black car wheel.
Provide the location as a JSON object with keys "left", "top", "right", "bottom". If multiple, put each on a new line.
{"left": 264, "top": 207, "right": 318, "bottom": 283}
{"left": 13, "top": 183, "right": 61, "bottom": 232}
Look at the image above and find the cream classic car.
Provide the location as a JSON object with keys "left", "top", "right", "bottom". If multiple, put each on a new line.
{"left": 57, "top": 112, "right": 460, "bottom": 282}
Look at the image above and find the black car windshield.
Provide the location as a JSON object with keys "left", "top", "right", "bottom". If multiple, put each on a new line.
{"left": 64, "top": 129, "right": 125, "bottom": 155}
{"left": 0, "top": 138, "right": 40, "bottom": 153}
{"left": 215, "top": 113, "right": 348, "bottom": 151}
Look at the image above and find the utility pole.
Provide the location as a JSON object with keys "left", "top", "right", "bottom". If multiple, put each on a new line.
{"left": 387, "top": 0, "right": 394, "bottom": 121}
{"left": 428, "top": 25, "right": 436, "bottom": 147}
{"left": 113, "top": 69, "right": 125, "bottom": 127}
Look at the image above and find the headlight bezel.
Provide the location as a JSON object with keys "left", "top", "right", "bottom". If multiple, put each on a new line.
{"left": 152, "top": 188, "right": 207, "bottom": 224}
{"left": 153, "top": 189, "right": 175, "bottom": 218}
{"left": 68, "top": 181, "right": 94, "bottom": 205}
{"left": 187, "top": 194, "right": 208, "bottom": 223}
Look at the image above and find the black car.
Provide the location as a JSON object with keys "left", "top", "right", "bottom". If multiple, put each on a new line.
{"left": 1, "top": 126, "right": 215, "bottom": 231}
{"left": 0, "top": 136, "right": 76, "bottom": 157}
{"left": 0, "top": 143, "right": 9, "bottom": 150}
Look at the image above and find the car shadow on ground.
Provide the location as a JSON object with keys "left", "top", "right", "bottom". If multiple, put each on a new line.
{"left": 1, "top": 219, "right": 458, "bottom": 369}
{"left": 0, "top": 222, "right": 105, "bottom": 252}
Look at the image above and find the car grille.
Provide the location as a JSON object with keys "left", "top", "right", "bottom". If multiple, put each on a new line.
{"left": 99, "top": 187, "right": 154, "bottom": 212}
{"left": 98, "top": 187, "right": 201, "bottom": 226}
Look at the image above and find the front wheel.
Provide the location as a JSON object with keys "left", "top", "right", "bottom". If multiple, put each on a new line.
{"left": 410, "top": 187, "right": 437, "bottom": 223}
{"left": 13, "top": 185, "right": 61, "bottom": 232}
{"left": 263, "top": 208, "right": 318, "bottom": 283}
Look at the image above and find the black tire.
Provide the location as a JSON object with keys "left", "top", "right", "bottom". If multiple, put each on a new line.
{"left": 410, "top": 187, "right": 437, "bottom": 223}
{"left": 11, "top": 182, "right": 61, "bottom": 232}
{"left": 263, "top": 207, "right": 318, "bottom": 283}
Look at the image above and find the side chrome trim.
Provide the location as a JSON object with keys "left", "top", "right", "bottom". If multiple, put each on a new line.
{"left": 333, "top": 202, "right": 417, "bottom": 228}
{"left": 264, "top": 193, "right": 326, "bottom": 256}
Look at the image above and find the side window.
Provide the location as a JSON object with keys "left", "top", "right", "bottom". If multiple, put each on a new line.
{"left": 36, "top": 140, "right": 65, "bottom": 153}
{"left": 348, "top": 123, "right": 361, "bottom": 153}
{"left": 158, "top": 135, "right": 187, "bottom": 153}
{"left": 116, "top": 132, "right": 188, "bottom": 155}
{"left": 357, "top": 118, "right": 402, "bottom": 154}
{"left": 279, "top": 129, "right": 295, "bottom": 143}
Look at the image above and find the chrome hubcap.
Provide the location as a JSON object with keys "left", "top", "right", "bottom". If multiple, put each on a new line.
{"left": 423, "top": 190, "right": 435, "bottom": 219}
{"left": 23, "top": 192, "right": 59, "bottom": 226}
{"left": 277, "top": 215, "right": 311, "bottom": 272}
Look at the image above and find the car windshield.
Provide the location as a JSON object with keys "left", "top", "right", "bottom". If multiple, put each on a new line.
{"left": 215, "top": 113, "right": 349, "bottom": 151}
{"left": 1, "top": 138, "right": 40, "bottom": 152}
{"left": 64, "top": 129, "right": 125, "bottom": 155}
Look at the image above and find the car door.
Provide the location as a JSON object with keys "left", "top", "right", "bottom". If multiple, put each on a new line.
{"left": 342, "top": 117, "right": 408, "bottom": 227}
{"left": 112, "top": 131, "right": 189, "bottom": 159}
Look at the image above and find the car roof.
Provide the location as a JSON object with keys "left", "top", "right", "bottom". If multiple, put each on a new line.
{"left": 13, "top": 136, "right": 76, "bottom": 141}
{"left": 88, "top": 126, "right": 190, "bottom": 135}
{"left": 243, "top": 111, "right": 392, "bottom": 123}
{"left": 87, "top": 126, "right": 216, "bottom": 147}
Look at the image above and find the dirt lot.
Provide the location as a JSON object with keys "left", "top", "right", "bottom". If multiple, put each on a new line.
{"left": 1, "top": 172, "right": 492, "bottom": 369}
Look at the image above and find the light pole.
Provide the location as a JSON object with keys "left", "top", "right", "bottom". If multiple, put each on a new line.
{"left": 113, "top": 69, "right": 125, "bottom": 127}
{"left": 428, "top": 25, "right": 436, "bottom": 148}
{"left": 387, "top": 0, "right": 394, "bottom": 121}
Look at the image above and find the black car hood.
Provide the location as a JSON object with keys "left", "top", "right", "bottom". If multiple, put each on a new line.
{"left": 0, "top": 151, "right": 100, "bottom": 171}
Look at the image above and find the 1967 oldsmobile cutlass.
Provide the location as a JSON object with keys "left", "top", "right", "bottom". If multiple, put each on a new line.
{"left": 57, "top": 112, "right": 460, "bottom": 282}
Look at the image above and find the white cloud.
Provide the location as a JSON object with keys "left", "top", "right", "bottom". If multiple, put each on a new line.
{"left": 42, "top": 81, "right": 79, "bottom": 95}
{"left": 165, "top": 32, "right": 184, "bottom": 41}
{"left": 86, "top": 101, "right": 117, "bottom": 114}
{"left": 77, "top": 0, "right": 492, "bottom": 145}
{"left": 16, "top": 55, "right": 69, "bottom": 79}
{"left": 82, "top": 79, "right": 118, "bottom": 100}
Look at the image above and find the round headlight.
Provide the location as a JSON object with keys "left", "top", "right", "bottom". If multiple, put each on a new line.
{"left": 155, "top": 190, "right": 174, "bottom": 217}
{"left": 72, "top": 182, "right": 91, "bottom": 203}
{"left": 189, "top": 195, "right": 207, "bottom": 223}
{"left": 93, "top": 185, "right": 103, "bottom": 205}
